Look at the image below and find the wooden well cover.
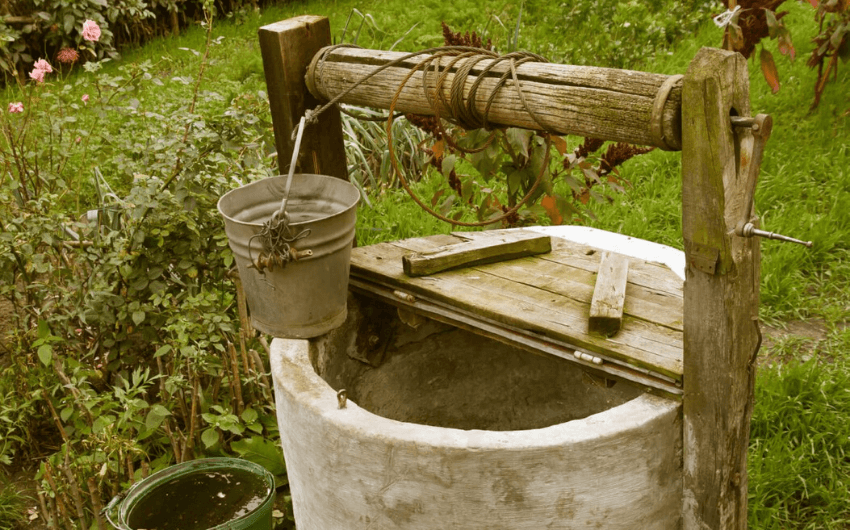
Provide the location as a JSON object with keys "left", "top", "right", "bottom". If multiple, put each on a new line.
{"left": 349, "top": 229, "right": 684, "bottom": 396}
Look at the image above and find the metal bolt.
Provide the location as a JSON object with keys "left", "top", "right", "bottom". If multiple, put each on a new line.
{"left": 731, "top": 115, "right": 764, "bottom": 131}
{"left": 737, "top": 222, "right": 813, "bottom": 248}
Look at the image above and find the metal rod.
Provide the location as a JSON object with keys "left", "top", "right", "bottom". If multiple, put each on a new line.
{"left": 731, "top": 115, "right": 761, "bottom": 131}
{"left": 276, "top": 115, "right": 307, "bottom": 220}
{"left": 739, "top": 222, "right": 813, "bottom": 248}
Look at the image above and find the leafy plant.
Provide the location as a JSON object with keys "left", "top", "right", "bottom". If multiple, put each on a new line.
{"left": 0, "top": 5, "right": 281, "bottom": 527}
{"left": 0, "top": 478, "right": 30, "bottom": 529}
{"left": 719, "top": 0, "right": 849, "bottom": 107}
{"left": 390, "top": 24, "right": 652, "bottom": 228}
{"left": 0, "top": 0, "right": 274, "bottom": 83}
{"left": 342, "top": 105, "right": 429, "bottom": 207}
{"left": 807, "top": 0, "right": 850, "bottom": 108}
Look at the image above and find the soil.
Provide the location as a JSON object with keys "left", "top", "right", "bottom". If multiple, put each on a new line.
{"left": 759, "top": 319, "right": 835, "bottom": 365}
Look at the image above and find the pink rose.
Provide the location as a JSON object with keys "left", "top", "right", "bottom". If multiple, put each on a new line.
{"left": 8, "top": 102, "right": 23, "bottom": 113}
{"left": 82, "top": 20, "right": 101, "bottom": 42}
{"left": 82, "top": 94, "right": 89, "bottom": 104}
{"left": 29, "top": 68, "right": 45, "bottom": 83}
{"left": 33, "top": 59, "right": 53, "bottom": 73}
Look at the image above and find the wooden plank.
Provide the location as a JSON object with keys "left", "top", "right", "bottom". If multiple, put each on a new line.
{"left": 402, "top": 232, "right": 551, "bottom": 277}
{"left": 306, "top": 47, "right": 683, "bottom": 150}
{"left": 589, "top": 252, "right": 630, "bottom": 337}
{"left": 475, "top": 257, "right": 683, "bottom": 332}
{"left": 543, "top": 238, "right": 683, "bottom": 297}
{"left": 394, "top": 231, "right": 683, "bottom": 331}
{"left": 387, "top": 236, "right": 683, "bottom": 354}
{"left": 386, "top": 235, "right": 683, "bottom": 339}
{"left": 348, "top": 277, "right": 683, "bottom": 397}
{"left": 681, "top": 48, "right": 760, "bottom": 530}
{"left": 350, "top": 239, "right": 683, "bottom": 379}
{"left": 258, "top": 17, "right": 348, "bottom": 179}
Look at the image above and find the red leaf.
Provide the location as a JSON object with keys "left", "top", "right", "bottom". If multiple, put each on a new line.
{"left": 760, "top": 48, "right": 781, "bottom": 94}
{"left": 763, "top": 9, "right": 778, "bottom": 38}
{"left": 431, "top": 140, "right": 444, "bottom": 159}
{"left": 430, "top": 188, "right": 445, "bottom": 207}
{"left": 727, "top": 22, "right": 745, "bottom": 51}
{"left": 778, "top": 30, "right": 796, "bottom": 61}
{"left": 807, "top": 0, "right": 818, "bottom": 6}
{"left": 541, "top": 195, "right": 563, "bottom": 225}
{"left": 551, "top": 136, "right": 568, "bottom": 156}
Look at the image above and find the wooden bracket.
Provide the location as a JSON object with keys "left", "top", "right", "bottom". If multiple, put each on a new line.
{"left": 684, "top": 240, "right": 720, "bottom": 275}
{"left": 258, "top": 16, "right": 348, "bottom": 180}
{"left": 588, "top": 251, "right": 630, "bottom": 337}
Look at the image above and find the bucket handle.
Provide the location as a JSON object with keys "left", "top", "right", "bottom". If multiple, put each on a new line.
{"left": 102, "top": 492, "right": 125, "bottom": 529}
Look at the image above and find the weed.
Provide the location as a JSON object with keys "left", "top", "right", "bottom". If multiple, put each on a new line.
{"left": 0, "top": 5, "right": 279, "bottom": 527}
{"left": 0, "top": 478, "right": 29, "bottom": 530}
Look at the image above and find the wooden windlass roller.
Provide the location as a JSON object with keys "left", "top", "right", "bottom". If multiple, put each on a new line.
{"left": 304, "top": 46, "right": 684, "bottom": 150}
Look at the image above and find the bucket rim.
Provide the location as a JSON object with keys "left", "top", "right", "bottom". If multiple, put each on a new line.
{"left": 217, "top": 173, "right": 360, "bottom": 229}
{"left": 110, "top": 457, "right": 275, "bottom": 530}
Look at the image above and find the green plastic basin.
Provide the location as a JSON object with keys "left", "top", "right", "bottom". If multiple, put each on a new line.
{"left": 106, "top": 457, "right": 275, "bottom": 530}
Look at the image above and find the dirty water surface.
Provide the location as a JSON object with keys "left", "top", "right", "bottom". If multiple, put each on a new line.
{"left": 127, "top": 468, "right": 269, "bottom": 530}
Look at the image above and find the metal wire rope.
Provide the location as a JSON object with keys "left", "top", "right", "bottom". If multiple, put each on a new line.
{"left": 305, "top": 45, "right": 558, "bottom": 227}
{"left": 303, "top": 45, "right": 503, "bottom": 137}
{"left": 386, "top": 49, "right": 554, "bottom": 227}
{"left": 421, "top": 53, "right": 497, "bottom": 154}
{"left": 250, "top": 117, "right": 312, "bottom": 272}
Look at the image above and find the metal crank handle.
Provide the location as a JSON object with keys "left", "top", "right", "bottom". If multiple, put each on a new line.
{"left": 736, "top": 222, "right": 813, "bottom": 248}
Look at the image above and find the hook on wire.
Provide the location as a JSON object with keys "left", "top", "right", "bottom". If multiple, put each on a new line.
{"left": 249, "top": 116, "right": 313, "bottom": 273}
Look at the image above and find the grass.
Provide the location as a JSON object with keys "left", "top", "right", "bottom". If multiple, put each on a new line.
{"left": 2, "top": 0, "right": 849, "bottom": 527}
{"left": 749, "top": 358, "right": 850, "bottom": 529}
{"left": 0, "top": 480, "right": 28, "bottom": 530}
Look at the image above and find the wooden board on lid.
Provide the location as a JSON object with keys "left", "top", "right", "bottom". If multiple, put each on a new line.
{"left": 349, "top": 229, "right": 684, "bottom": 395}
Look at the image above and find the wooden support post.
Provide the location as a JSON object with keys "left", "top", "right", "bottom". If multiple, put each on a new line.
{"left": 258, "top": 16, "right": 348, "bottom": 179}
{"left": 681, "top": 48, "right": 761, "bottom": 529}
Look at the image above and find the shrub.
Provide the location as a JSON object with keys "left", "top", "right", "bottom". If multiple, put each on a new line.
{"left": 0, "top": 9, "right": 281, "bottom": 526}
{"left": 0, "top": 0, "right": 274, "bottom": 84}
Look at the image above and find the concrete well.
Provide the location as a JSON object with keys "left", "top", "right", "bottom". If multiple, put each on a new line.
{"left": 271, "top": 292, "right": 683, "bottom": 529}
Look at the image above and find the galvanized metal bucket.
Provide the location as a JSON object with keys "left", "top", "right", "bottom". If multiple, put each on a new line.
{"left": 218, "top": 174, "right": 359, "bottom": 338}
